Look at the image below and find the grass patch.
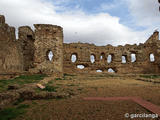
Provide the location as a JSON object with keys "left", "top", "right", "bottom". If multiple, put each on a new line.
{"left": 67, "top": 84, "right": 78, "bottom": 86}
{"left": 77, "top": 88, "right": 83, "bottom": 91}
{"left": 0, "top": 104, "right": 29, "bottom": 120}
{"left": 140, "top": 75, "right": 160, "bottom": 79}
{"left": 0, "top": 74, "right": 47, "bottom": 92}
{"left": 64, "top": 73, "right": 76, "bottom": 77}
{"left": 36, "top": 85, "right": 59, "bottom": 92}
{"left": 55, "top": 78, "right": 63, "bottom": 80}
{"left": 13, "top": 98, "right": 25, "bottom": 105}
{"left": 47, "top": 80, "right": 54, "bottom": 85}
{"left": 42, "top": 85, "right": 58, "bottom": 92}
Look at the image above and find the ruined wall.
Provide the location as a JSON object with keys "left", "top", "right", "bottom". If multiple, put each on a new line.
{"left": 18, "top": 26, "right": 35, "bottom": 71}
{"left": 0, "top": 15, "right": 63, "bottom": 76}
{"left": 29, "top": 24, "right": 63, "bottom": 76}
{"left": 1, "top": 14, "right": 160, "bottom": 76}
{"left": 63, "top": 31, "right": 160, "bottom": 74}
{"left": 0, "top": 15, "right": 23, "bottom": 74}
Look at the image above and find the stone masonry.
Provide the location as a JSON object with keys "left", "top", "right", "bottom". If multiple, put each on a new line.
{"left": 64, "top": 31, "right": 160, "bottom": 74}
{"left": 0, "top": 14, "right": 160, "bottom": 76}
{"left": 0, "top": 15, "right": 63, "bottom": 76}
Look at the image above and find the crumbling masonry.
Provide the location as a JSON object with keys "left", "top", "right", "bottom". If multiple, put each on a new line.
{"left": 1, "top": 15, "right": 160, "bottom": 76}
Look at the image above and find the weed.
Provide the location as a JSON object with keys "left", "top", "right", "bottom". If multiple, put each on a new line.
{"left": 0, "top": 104, "right": 29, "bottom": 120}
{"left": 67, "top": 84, "right": 76, "bottom": 86}
{"left": 64, "top": 74, "right": 75, "bottom": 77}
{"left": 47, "top": 80, "right": 54, "bottom": 85}
{"left": 42, "top": 85, "right": 59, "bottom": 92}
{"left": 14, "top": 98, "right": 24, "bottom": 105}
{"left": 77, "top": 88, "right": 82, "bottom": 91}
{"left": 140, "top": 75, "right": 160, "bottom": 79}
{"left": 55, "top": 78, "right": 62, "bottom": 80}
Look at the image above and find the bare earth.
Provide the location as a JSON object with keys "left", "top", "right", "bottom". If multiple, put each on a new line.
{"left": 16, "top": 73, "right": 160, "bottom": 120}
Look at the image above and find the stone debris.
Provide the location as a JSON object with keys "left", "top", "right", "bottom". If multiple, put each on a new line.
{"left": 36, "top": 84, "right": 45, "bottom": 89}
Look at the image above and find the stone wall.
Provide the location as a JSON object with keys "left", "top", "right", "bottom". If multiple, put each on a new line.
{"left": 0, "top": 14, "right": 160, "bottom": 76}
{"left": 0, "top": 15, "right": 63, "bottom": 76}
{"left": 63, "top": 31, "right": 160, "bottom": 74}
{"left": 29, "top": 24, "right": 63, "bottom": 76}
{"left": 18, "top": 26, "right": 35, "bottom": 71}
{"left": 0, "top": 15, "right": 23, "bottom": 74}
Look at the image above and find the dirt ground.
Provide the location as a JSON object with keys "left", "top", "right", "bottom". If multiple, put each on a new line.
{"left": 10, "top": 74, "right": 160, "bottom": 120}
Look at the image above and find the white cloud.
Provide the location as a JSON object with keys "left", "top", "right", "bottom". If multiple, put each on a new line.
{"left": 0, "top": 0, "right": 149, "bottom": 46}
{"left": 126, "top": 0, "right": 160, "bottom": 27}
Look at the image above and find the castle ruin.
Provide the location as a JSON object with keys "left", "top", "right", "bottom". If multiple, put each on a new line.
{"left": 1, "top": 15, "right": 160, "bottom": 76}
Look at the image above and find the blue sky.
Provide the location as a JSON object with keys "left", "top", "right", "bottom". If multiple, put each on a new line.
{"left": 51, "top": 0, "right": 145, "bottom": 31}
{"left": 0, "top": 0, "right": 160, "bottom": 46}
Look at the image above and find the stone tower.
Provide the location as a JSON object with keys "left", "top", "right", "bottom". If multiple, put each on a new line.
{"left": 29, "top": 24, "right": 63, "bottom": 76}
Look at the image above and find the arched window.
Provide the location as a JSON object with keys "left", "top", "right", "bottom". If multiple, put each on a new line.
{"left": 107, "top": 54, "right": 112, "bottom": 63}
{"left": 77, "top": 65, "right": 85, "bottom": 69}
{"left": 108, "top": 68, "right": 115, "bottom": 73}
{"left": 150, "top": 53, "right": 155, "bottom": 62}
{"left": 122, "top": 55, "right": 127, "bottom": 63}
{"left": 71, "top": 54, "right": 77, "bottom": 63}
{"left": 90, "top": 54, "right": 95, "bottom": 63}
{"left": 131, "top": 53, "right": 136, "bottom": 62}
{"left": 96, "top": 70, "right": 103, "bottom": 72}
{"left": 100, "top": 53, "right": 105, "bottom": 60}
{"left": 47, "top": 50, "right": 53, "bottom": 61}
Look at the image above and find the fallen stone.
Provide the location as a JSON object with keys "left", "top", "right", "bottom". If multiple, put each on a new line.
{"left": 36, "top": 84, "right": 45, "bottom": 89}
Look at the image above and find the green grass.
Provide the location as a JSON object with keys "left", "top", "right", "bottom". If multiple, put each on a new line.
{"left": 55, "top": 78, "right": 63, "bottom": 80}
{"left": 0, "top": 104, "right": 29, "bottom": 120}
{"left": 55, "top": 74, "right": 75, "bottom": 81}
{"left": 140, "top": 75, "right": 160, "bottom": 79}
{"left": 13, "top": 98, "right": 25, "bottom": 105}
{"left": 64, "top": 73, "right": 76, "bottom": 77}
{"left": 0, "top": 74, "right": 47, "bottom": 92}
{"left": 36, "top": 85, "right": 59, "bottom": 92}
{"left": 42, "top": 85, "right": 58, "bottom": 92}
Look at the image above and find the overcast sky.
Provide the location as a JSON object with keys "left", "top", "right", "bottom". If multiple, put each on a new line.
{"left": 0, "top": 0, "right": 160, "bottom": 46}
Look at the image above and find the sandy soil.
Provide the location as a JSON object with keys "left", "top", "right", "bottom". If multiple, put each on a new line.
{"left": 15, "top": 73, "right": 160, "bottom": 120}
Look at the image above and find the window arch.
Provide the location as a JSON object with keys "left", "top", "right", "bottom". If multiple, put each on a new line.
{"left": 77, "top": 65, "right": 85, "bottom": 69}
{"left": 71, "top": 54, "right": 77, "bottom": 63}
{"left": 46, "top": 50, "right": 53, "bottom": 61}
{"left": 108, "top": 68, "right": 115, "bottom": 73}
{"left": 107, "top": 54, "right": 113, "bottom": 63}
{"left": 100, "top": 53, "right": 105, "bottom": 60}
{"left": 150, "top": 53, "right": 155, "bottom": 62}
{"left": 90, "top": 54, "right": 96, "bottom": 63}
{"left": 131, "top": 53, "right": 136, "bottom": 62}
{"left": 122, "top": 55, "right": 127, "bottom": 63}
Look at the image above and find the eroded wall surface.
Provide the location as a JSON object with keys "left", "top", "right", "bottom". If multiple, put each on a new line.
{"left": 0, "top": 15, "right": 23, "bottom": 74}
{"left": 63, "top": 31, "right": 160, "bottom": 74}
{"left": 18, "top": 26, "right": 35, "bottom": 71}
{"left": 29, "top": 24, "right": 63, "bottom": 76}
{"left": 0, "top": 14, "right": 160, "bottom": 75}
{"left": 0, "top": 15, "right": 63, "bottom": 76}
